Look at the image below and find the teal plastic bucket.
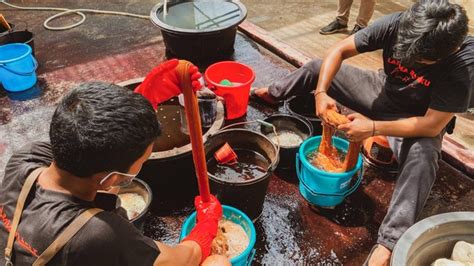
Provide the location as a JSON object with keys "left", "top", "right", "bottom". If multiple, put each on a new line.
{"left": 298, "top": 168, "right": 363, "bottom": 207}
{"left": 180, "top": 205, "right": 256, "bottom": 266}
{"left": 0, "top": 43, "right": 38, "bottom": 92}
{"left": 296, "top": 136, "right": 363, "bottom": 207}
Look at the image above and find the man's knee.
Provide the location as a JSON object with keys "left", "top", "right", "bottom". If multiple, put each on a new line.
{"left": 302, "top": 59, "right": 323, "bottom": 75}
{"left": 408, "top": 137, "right": 441, "bottom": 156}
{"left": 401, "top": 137, "right": 442, "bottom": 170}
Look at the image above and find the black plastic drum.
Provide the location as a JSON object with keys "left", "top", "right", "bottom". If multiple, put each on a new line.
{"left": 150, "top": 0, "right": 247, "bottom": 64}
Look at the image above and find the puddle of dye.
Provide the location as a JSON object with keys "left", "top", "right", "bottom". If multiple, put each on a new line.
{"left": 256, "top": 196, "right": 318, "bottom": 264}
{"left": 158, "top": 1, "right": 242, "bottom": 30}
{"left": 208, "top": 149, "right": 269, "bottom": 182}
{"left": 143, "top": 208, "right": 192, "bottom": 245}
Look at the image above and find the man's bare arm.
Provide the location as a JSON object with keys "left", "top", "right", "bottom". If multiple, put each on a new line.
{"left": 315, "top": 35, "right": 360, "bottom": 95}
{"left": 338, "top": 109, "right": 455, "bottom": 141}
{"left": 315, "top": 35, "right": 361, "bottom": 122}
{"left": 153, "top": 240, "right": 201, "bottom": 266}
{"left": 374, "top": 109, "right": 455, "bottom": 138}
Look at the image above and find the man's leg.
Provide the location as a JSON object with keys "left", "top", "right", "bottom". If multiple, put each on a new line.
{"left": 336, "top": 0, "right": 354, "bottom": 26}
{"left": 377, "top": 134, "right": 443, "bottom": 250}
{"left": 267, "top": 59, "right": 322, "bottom": 100}
{"left": 320, "top": 0, "right": 352, "bottom": 34}
{"left": 356, "top": 0, "right": 376, "bottom": 27}
{"left": 267, "top": 59, "right": 387, "bottom": 119}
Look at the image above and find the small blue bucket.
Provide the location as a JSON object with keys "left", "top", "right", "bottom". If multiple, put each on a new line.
{"left": 180, "top": 205, "right": 257, "bottom": 266}
{"left": 296, "top": 136, "right": 363, "bottom": 207}
{"left": 0, "top": 43, "right": 38, "bottom": 92}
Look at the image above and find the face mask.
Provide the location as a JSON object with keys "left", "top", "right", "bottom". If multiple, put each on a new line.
{"left": 99, "top": 166, "right": 142, "bottom": 188}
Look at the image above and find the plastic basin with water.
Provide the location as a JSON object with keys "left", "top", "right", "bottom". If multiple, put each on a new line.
{"left": 150, "top": 0, "right": 247, "bottom": 64}
{"left": 205, "top": 128, "right": 279, "bottom": 221}
{"left": 296, "top": 136, "right": 363, "bottom": 207}
{"left": 180, "top": 205, "right": 257, "bottom": 266}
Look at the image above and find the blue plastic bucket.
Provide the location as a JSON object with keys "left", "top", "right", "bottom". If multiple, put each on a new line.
{"left": 0, "top": 43, "right": 38, "bottom": 92}
{"left": 296, "top": 136, "right": 363, "bottom": 207}
{"left": 179, "top": 205, "right": 257, "bottom": 266}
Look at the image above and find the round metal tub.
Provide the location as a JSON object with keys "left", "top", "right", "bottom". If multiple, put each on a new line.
{"left": 118, "top": 179, "right": 152, "bottom": 231}
{"left": 118, "top": 78, "right": 225, "bottom": 213}
{"left": 260, "top": 114, "right": 313, "bottom": 171}
{"left": 285, "top": 94, "right": 323, "bottom": 136}
{"left": 392, "top": 212, "right": 474, "bottom": 266}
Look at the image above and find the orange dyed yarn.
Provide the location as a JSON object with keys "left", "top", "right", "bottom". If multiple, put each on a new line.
{"left": 313, "top": 110, "right": 361, "bottom": 172}
{"left": 325, "top": 109, "right": 350, "bottom": 126}
{"left": 177, "top": 60, "right": 211, "bottom": 202}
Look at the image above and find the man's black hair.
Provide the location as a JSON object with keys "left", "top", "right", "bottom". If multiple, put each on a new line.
{"left": 50, "top": 82, "right": 160, "bottom": 177}
{"left": 394, "top": 0, "right": 469, "bottom": 67}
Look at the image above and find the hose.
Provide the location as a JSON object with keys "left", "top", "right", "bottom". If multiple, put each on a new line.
{"left": 0, "top": 0, "right": 150, "bottom": 31}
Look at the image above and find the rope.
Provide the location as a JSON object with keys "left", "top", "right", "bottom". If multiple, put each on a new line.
{"left": 0, "top": 0, "right": 150, "bottom": 31}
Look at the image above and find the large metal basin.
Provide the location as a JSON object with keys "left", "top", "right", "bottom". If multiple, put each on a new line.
{"left": 118, "top": 78, "right": 225, "bottom": 213}
{"left": 392, "top": 212, "right": 474, "bottom": 266}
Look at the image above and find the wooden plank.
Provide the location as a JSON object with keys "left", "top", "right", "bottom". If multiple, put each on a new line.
{"left": 442, "top": 136, "right": 474, "bottom": 178}
{"left": 238, "top": 21, "right": 312, "bottom": 67}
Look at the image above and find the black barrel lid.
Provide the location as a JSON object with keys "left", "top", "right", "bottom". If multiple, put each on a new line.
{"left": 150, "top": 0, "right": 247, "bottom": 33}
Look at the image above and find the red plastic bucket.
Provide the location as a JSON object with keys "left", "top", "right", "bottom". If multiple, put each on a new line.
{"left": 205, "top": 61, "right": 255, "bottom": 120}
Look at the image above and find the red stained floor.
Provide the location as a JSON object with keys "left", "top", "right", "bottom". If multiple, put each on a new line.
{"left": 1, "top": 4, "right": 473, "bottom": 265}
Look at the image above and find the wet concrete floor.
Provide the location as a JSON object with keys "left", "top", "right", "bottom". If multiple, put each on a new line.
{"left": 143, "top": 99, "right": 474, "bottom": 265}
{"left": 1, "top": 5, "right": 473, "bottom": 265}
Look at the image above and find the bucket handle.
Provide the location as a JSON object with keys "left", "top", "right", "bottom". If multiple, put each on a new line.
{"left": 296, "top": 153, "right": 302, "bottom": 179}
{"left": 246, "top": 248, "right": 256, "bottom": 266}
{"left": 342, "top": 165, "right": 364, "bottom": 197}
{"left": 217, "top": 119, "right": 280, "bottom": 158}
{"left": 0, "top": 57, "right": 38, "bottom": 76}
{"left": 297, "top": 163, "right": 364, "bottom": 197}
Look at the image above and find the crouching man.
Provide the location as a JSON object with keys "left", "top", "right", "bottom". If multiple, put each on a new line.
{"left": 0, "top": 80, "right": 227, "bottom": 265}
{"left": 253, "top": 0, "right": 473, "bottom": 265}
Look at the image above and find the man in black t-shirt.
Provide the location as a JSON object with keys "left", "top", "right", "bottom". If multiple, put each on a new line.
{"left": 0, "top": 80, "right": 227, "bottom": 265}
{"left": 253, "top": 0, "right": 472, "bottom": 265}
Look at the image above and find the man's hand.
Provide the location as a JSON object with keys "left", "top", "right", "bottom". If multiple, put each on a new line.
{"left": 182, "top": 195, "right": 223, "bottom": 263}
{"left": 201, "top": 255, "right": 231, "bottom": 266}
{"left": 315, "top": 92, "right": 338, "bottom": 124}
{"left": 338, "top": 113, "right": 374, "bottom": 142}
{"left": 195, "top": 195, "right": 223, "bottom": 223}
{"left": 134, "top": 59, "right": 202, "bottom": 109}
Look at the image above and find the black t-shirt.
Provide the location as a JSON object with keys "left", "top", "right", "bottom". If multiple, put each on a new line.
{"left": 0, "top": 142, "right": 160, "bottom": 265}
{"left": 354, "top": 12, "right": 474, "bottom": 116}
